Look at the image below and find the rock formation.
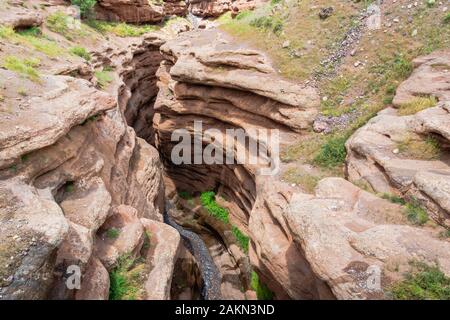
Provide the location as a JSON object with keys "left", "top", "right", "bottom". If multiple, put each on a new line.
{"left": 346, "top": 50, "right": 450, "bottom": 228}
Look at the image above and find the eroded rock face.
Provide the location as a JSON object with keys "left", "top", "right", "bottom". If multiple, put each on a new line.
{"left": 95, "top": 0, "right": 188, "bottom": 23}
{"left": 189, "top": 0, "right": 267, "bottom": 18}
{"left": 95, "top": 0, "right": 165, "bottom": 23}
{"left": 0, "top": 34, "right": 167, "bottom": 299}
{"left": 346, "top": 50, "right": 450, "bottom": 228}
{"left": 0, "top": 5, "right": 43, "bottom": 29}
{"left": 152, "top": 28, "right": 320, "bottom": 300}
{"left": 284, "top": 178, "right": 450, "bottom": 299}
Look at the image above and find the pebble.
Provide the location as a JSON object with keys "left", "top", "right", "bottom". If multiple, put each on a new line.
{"left": 393, "top": 148, "right": 400, "bottom": 154}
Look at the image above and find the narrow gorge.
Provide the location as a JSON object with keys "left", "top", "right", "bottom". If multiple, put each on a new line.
{"left": 0, "top": 0, "right": 449, "bottom": 301}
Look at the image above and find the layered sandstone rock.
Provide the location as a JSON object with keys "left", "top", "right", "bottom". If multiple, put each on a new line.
{"left": 189, "top": 0, "right": 267, "bottom": 18}
{"left": 0, "top": 32, "right": 171, "bottom": 300}
{"left": 284, "top": 178, "right": 450, "bottom": 299}
{"left": 346, "top": 50, "right": 450, "bottom": 228}
{"left": 152, "top": 28, "right": 319, "bottom": 299}
{"left": 95, "top": 0, "right": 187, "bottom": 23}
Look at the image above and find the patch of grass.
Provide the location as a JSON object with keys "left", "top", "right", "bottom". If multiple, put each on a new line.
{"left": 0, "top": 25, "right": 15, "bottom": 39}
{"left": 95, "top": 69, "right": 113, "bottom": 89}
{"left": 397, "top": 135, "right": 441, "bottom": 160}
{"left": 439, "top": 229, "right": 450, "bottom": 239}
{"left": 390, "top": 261, "right": 450, "bottom": 300}
{"left": 313, "top": 134, "right": 348, "bottom": 168}
{"left": 46, "top": 11, "right": 88, "bottom": 40}
{"left": 17, "top": 87, "right": 27, "bottom": 96}
{"left": 3, "top": 56, "right": 40, "bottom": 82}
{"left": 444, "top": 12, "right": 450, "bottom": 24}
{"left": 142, "top": 231, "right": 151, "bottom": 250}
{"left": 200, "top": 191, "right": 230, "bottom": 224}
{"left": 283, "top": 168, "right": 320, "bottom": 193}
{"left": 251, "top": 271, "right": 274, "bottom": 300}
{"left": 405, "top": 198, "right": 429, "bottom": 226}
{"left": 0, "top": 26, "right": 64, "bottom": 57}
{"left": 231, "top": 226, "right": 249, "bottom": 253}
{"left": 71, "top": 0, "right": 97, "bottom": 16}
{"left": 320, "top": 76, "right": 353, "bottom": 116}
{"left": 85, "top": 20, "right": 158, "bottom": 37}
{"left": 397, "top": 96, "right": 438, "bottom": 116}
{"left": 69, "top": 46, "right": 91, "bottom": 61}
{"left": 106, "top": 228, "right": 120, "bottom": 239}
{"left": 381, "top": 193, "right": 406, "bottom": 205}
{"left": 109, "top": 254, "right": 145, "bottom": 300}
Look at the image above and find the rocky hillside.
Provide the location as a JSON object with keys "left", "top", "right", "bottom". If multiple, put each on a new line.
{"left": 0, "top": 0, "right": 449, "bottom": 300}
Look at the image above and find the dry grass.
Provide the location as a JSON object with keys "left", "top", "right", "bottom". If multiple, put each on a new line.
{"left": 283, "top": 168, "right": 320, "bottom": 194}
{"left": 398, "top": 96, "right": 438, "bottom": 115}
{"left": 397, "top": 135, "right": 442, "bottom": 160}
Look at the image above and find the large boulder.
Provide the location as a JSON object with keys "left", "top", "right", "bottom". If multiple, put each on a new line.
{"left": 95, "top": 0, "right": 164, "bottom": 23}
{"left": 282, "top": 178, "right": 450, "bottom": 299}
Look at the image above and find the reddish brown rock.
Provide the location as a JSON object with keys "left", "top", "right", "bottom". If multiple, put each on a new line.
{"left": 95, "top": 0, "right": 164, "bottom": 23}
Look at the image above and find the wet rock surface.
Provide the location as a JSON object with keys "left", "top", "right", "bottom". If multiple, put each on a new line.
{"left": 164, "top": 207, "right": 222, "bottom": 300}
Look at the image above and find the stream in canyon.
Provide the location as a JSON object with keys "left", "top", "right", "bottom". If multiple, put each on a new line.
{"left": 164, "top": 202, "right": 222, "bottom": 300}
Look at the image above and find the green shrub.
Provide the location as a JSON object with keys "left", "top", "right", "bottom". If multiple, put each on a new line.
{"left": 251, "top": 271, "right": 274, "bottom": 300}
{"left": 200, "top": 191, "right": 230, "bottom": 223}
{"left": 109, "top": 254, "right": 141, "bottom": 300}
{"left": 95, "top": 69, "right": 113, "bottom": 89}
{"left": 106, "top": 228, "right": 120, "bottom": 239}
{"left": 444, "top": 12, "right": 450, "bottom": 24}
{"left": 405, "top": 199, "right": 429, "bottom": 226}
{"left": 390, "top": 262, "right": 450, "bottom": 300}
{"left": 69, "top": 46, "right": 91, "bottom": 61}
{"left": 85, "top": 20, "right": 157, "bottom": 37}
{"left": 3, "top": 56, "right": 40, "bottom": 81}
{"left": 71, "top": 0, "right": 97, "bottom": 16}
{"left": 249, "top": 16, "right": 283, "bottom": 35}
{"left": 0, "top": 25, "right": 15, "bottom": 39}
{"left": 232, "top": 226, "right": 249, "bottom": 253}
{"left": 313, "top": 135, "right": 348, "bottom": 168}
{"left": 381, "top": 193, "right": 406, "bottom": 205}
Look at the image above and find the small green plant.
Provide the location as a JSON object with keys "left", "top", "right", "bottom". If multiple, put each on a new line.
{"left": 17, "top": 87, "right": 27, "bottom": 96}
{"left": 249, "top": 16, "right": 283, "bottom": 35}
{"left": 46, "top": 11, "right": 88, "bottom": 40}
{"left": 390, "top": 261, "right": 450, "bottom": 300}
{"left": 405, "top": 198, "right": 429, "bottom": 226}
{"left": 381, "top": 193, "right": 406, "bottom": 205}
{"left": 313, "top": 135, "right": 348, "bottom": 168}
{"left": 3, "top": 56, "right": 40, "bottom": 82}
{"left": 95, "top": 69, "right": 113, "bottom": 89}
{"left": 200, "top": 191, "right": 230, "bottom": 223}
{"left": 142, "top": 231, "right": 151, "bottom": 250}
{"left": 86, "top": 20, "right": 158, "bottom": 37}
{"left": 109, "top": 254, "right": 143, "bottom": 300}
{"left": 251, "top": 271, "right": 274, "bottom": 300}
{"left": 64, "top": 181, "right": 75, "bottom": 193}
{"left": 232, "top": 226, "right": 249, "bottom": 253}
{"left": 444, "top": 12, "right": 450, "bottom": 24}
{"left": 69, "top": 46, "right": 91, "bottom": 61}
{"left": 0, "top": 25, "right": 15, "bottom": 39}
{"left": 397, "top": 135, "right": 441, "bottom": 160}
{"left": 106, "top": 228, "right": 120, "bottom": 239}
{"left": 71, "top": 0, "right": 97, "bottom": 16}
{"left": 439, "top": 229, "right": 450, "bottom": 239}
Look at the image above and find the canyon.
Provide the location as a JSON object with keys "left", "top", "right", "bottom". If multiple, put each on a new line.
{"left": 0, "top": 0, "right": 449, "bottom": 300}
